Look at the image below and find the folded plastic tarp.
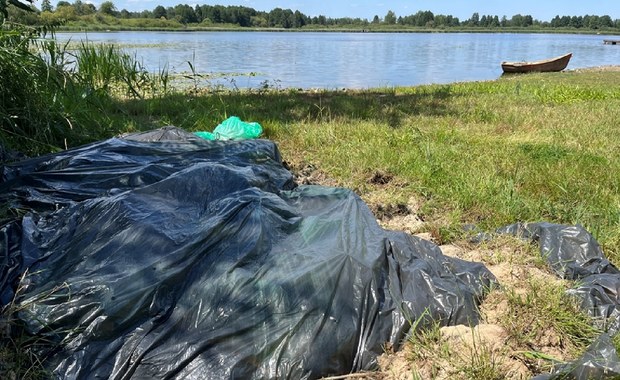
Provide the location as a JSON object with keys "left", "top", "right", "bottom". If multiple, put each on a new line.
{"left": 500, "top": 223, "right": 620, "bottom": 379}
{"left": 1, "top": 127, "right": 495, "bottom": 379}
{"left": 498, "top": 222, "right": 619, "bottom": 281}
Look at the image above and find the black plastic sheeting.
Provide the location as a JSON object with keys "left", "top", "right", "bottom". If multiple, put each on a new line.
{"left": 499, "top": 223, "right": 620, "bottom": 379}
{"left": 0, "top": 127, "right": 496, "bottom": 379}
{"left": 498, "top": 223, "right": 619, "bottom": 281}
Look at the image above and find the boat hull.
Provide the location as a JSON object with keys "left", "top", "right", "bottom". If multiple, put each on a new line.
{"left": 501, "top": 53, "right": 572, "bottom": 74}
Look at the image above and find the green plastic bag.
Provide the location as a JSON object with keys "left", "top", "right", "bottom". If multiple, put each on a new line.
{"left": 194, "top": 131, "right": 216, "bottom": 140}
{"left": 194, "top": 116, "right": 262, "bottom": 141}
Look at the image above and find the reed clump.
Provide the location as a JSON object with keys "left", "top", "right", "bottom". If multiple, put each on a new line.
{"left": 0, "top": 22, "right": 169, "bottom": 157}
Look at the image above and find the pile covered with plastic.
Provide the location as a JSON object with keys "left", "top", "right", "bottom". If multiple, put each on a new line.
{"left": 0, "top": 127, "right": 495, "bottom": 379}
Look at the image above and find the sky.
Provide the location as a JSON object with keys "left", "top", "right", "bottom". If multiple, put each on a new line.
{"left": 52, "top": 0, "right": 620, "bottom": 21}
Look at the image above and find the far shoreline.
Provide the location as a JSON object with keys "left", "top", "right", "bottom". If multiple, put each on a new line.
{"left": 54, "top": 25, "right": 620, "bottom": 36}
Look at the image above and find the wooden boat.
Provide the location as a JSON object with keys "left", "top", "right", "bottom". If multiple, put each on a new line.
{"left": 501, "top": 53, "right": 572, "bottom": 74}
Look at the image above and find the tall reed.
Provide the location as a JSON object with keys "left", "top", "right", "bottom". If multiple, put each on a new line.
{"left": 0, "top": 23, "right": 170, "bottom": 157}
{"left": 73, "top": 41, "right": 152, "bottom": 99}
{"left": 0, "top": 23, "right": 72, "bottom": 155}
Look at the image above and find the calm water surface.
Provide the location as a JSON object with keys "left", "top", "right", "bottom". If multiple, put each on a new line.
{"left": 55, "top": 31, "right": 620, "bottom": 89}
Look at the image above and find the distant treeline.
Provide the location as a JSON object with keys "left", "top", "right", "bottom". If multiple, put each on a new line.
{"left": 6, "top": 1, "right": 620, "bottom": 30}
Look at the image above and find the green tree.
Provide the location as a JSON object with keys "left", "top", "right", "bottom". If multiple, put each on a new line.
{"left": 228, "top": 6, "right": 255, "bottom": 27}
{"left": 173, "top": 4, "right": 196, "bottom": 24}
{"left": 268, "top": 7, "right": 296, "bottom": 27}
{"left": 267, "top": 7, "right": 281, "bottom": 26}
{"left": 508, "top": 13, "right": 533, "bottom": 27}
{"left": 293, "top": 10, "right": 306, "bottom": 28}
{"left": 54, "top": 2, "right": 77, "bottom": 21}
{"left": 71, "top": 0, "right": 94, "bottom": 15}
{"left": 434, "top": 14, "right": 446, "bottom": 26}
{"left": 41, "top": 0, "right": 52, "bottom": 12}
{"left": 278, "top": 8, "right": 294, "bottom": 28}
{"left": 0, "top": 0, "right": 33, "bottom": 18}
{"left": 6, "top": 3, "right": 37, "bottom": 23}
{"left": 85, "top": 3, "right": 95, "bottom": 14}
{"left": 250, "top": 14, "right": 267, "bottom": 27}
{"left": 99, "top": 1, "right": 117, "bottom": 16}
{"left": 194, "top": 4, "right": 202, "bottom": 22}
{"left": 72, "top": 0, "right": 84, "bottom": 14}
{"left": 384, "top": 10, "right": 396, "bottom": 25}
{"left": 419, "top": 11, "right": 434, "bottom": 26}
{"left": 152, "top": 5, "right": 166, "bottom": 19}
{"left": 600, "top": 15, "right": 613, "bottom": 28}
{"left": 468, "top": 12, "right": 479, "bottom": 26}
{"left": 204, "top": 6, "right": 222, "bottom": 23}
{"left": 570, "top": 15, "right": 583, "bottom": 28}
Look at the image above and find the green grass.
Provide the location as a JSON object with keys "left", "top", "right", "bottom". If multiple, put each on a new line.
{"left": 0, "top": 321, "right": 54, "bottom": 380}
{"left": 501, "top": 279, "right": 600, "bottom": 353}
{"left": 480, "top": 271, "right": 600, "bottom": 377}
{"left": 0, "top": 271, "right": 55, "bottom": 380}
{"left": 407, "top": 317, "right": 512, "bottom": 379}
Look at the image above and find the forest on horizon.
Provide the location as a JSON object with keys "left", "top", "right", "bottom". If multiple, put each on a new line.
{"left": 5, "top": 0, "right": 620, "bottom": 30}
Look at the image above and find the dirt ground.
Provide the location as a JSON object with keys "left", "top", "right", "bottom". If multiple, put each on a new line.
{"left": 286, "top": 161, "right": 574, "bottom": 380}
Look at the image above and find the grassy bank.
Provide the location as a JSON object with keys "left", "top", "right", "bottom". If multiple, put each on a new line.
{"left": 110, "top": 69, "right": 620, "bottom": 260}
{"left": 2, "top": 25, "right": 620, "bottom": 378}
{"left": 270, "top": 72, "right": 620, "bottom": 256}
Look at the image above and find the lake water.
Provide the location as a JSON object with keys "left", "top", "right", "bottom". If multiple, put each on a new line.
{"left": 55, "top": 31, "right": 620, "bottom": 89}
